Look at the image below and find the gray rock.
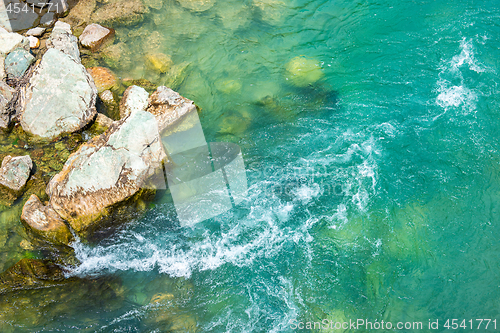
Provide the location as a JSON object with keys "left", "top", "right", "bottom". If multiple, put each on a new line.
{"left": 119, "top": 85, "right": 149, "bottom": 119}
{"left": 19, "top": 48, "right": 97, "bottom": 139}
{"left": 79, "top": 24, "right": 114, "bottom": 52}
{"left": 5, "top": 48, "right": 34, "bottom": 79}
{"left": 46, "top": 110, "right": 166, "bottom": 236}
{"left": 26, "top": 27, "right": 46, "bottom": 37}
{"left": 46, "top": 21, "right": 80, "bottom": 62}
{"left": 146, "top": 86, "right": 197, "bottom": 132}
{"left": 40, "top": 12, "right": 56, "bottom": 27}
{"left": 0, "top": 155, "right": 32, "bottom": 191}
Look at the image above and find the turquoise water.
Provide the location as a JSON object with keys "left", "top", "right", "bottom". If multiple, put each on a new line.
{"left": 4, "top": 0, "right": 500, "bottom": 331}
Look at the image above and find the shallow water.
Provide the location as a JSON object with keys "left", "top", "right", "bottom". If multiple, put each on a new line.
{"left": 3, "top": 0, "right": 500, "bottom": 331}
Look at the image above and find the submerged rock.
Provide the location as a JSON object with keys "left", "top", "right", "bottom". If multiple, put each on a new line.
{"left": 0, "top": 258, "right": 68, "bottom": 295}
{"left": 79, "top": 23, "right": 115, "bottom": 52}
{"left": 146, "top": 86, "right": 197, "bottom": 132}
{"left": 0, "top": 155, "right": 32, "bottom": 192}
{"left": 46, "top": 110, "right": 166, "bottom": 237}
{"left": 4, "top": 48, "right": 34, "bottom": 79}
{"left": 285, "top": 56, "right": 324, "bottom": 87}
{"left": 119, "top": 85, "right": 149, "bottom": 119}
{"left": 21, "top": 194, "right": 74, "bottom": 246}
{"left": 177, "top": 0, "right": 215, "bottom": 12}
{"left": 95, "top": 113, "right": 114, "bottom": 128}
{"left": 145, "top": 53, "right": 172, "bottom": 74}
{"left": 91, "top": 0, "right": 147, "bottom": 26}
{"left": 61, "top": 0, "right": 96, "bottom": 27}
{"left": 87, "top": 67, "right": 118, "bottom": 93}
{"left": 18, "top": 47, "right": 97, "bottom": 139}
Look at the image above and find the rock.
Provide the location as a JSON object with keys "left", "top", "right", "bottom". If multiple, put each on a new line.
{"left": 285, "top": 56, "right": 324, "bottom": 87}
{"left": 46, "top": 22, "right": 80, "bottom": 63}
{"left": 0, "top": 155, "right": 32, "bottom": 192}
{"left": 119, "top": 85, "right": 149, "bottom": 119}
{"left": 40, "top": 12, "right": 56, "bottom": 27}
{"left": 25, "top": 27, "right": 46, "bottom": 37}
{"left": 146, "top": 86, "right": 197, "bottom": 132}
{"left": 27, "top": 36, "right": 39, "bottom": 49}
{"left": 101, "top": 42, "right": 131, "bottom": 68}
{"left": 87, "top": 67, "right": 118, "bottom": 93}
{"left": 91, "top": 0, "right": 147, "bottom": 26}
{"left": 61, "top": 0, "right": 95, "bottom": 27}
{"left": 79, "top": 23, "right": 115, "bottom": 52}
{"left": 19, "top": 48, "right": 97, "bottom": 139}
{"left": 177, "top": 0, "right": 215, "bottom": 12}
{"left": 0, "top": 56, "right": 5, "bottom": 81}
{"left": 0, "top": 81, "right": 15, "bottom": 127}
{"left": 46, "top": 110, "right": 166, "bottom": 237}
{"left": 253, "top": 0, "right": 286, "bottom": 24}
{"left": 4, "top": 48, "right": 34, "bottom": 79}
{"left": 144, "top": 0, "right": 163, "bottom": 10}
{"left": 21, "top": 194, "right": 74, "bottom": 245}
{"left": 95, "top": 113, "right": 113, "bottom": 128}
{"left": 99, "top": 89, "right": 114, "bottom": 104}
{"left": 0, "top": 258, "right": 68, "bottom": 294}
{"left": 145, "top": 53, "right": 172, "bottom": 74}
{"left": 0, "top": 31, "right": 29, "bottom": 55}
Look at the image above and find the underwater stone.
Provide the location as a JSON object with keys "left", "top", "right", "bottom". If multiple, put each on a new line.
{"left": 61, "top": 0, "right": 95, "bottom": 27}
{"left": 0, "top": 155, "right": 32, "bottom": 192}
{"left": 4, "top": 48, "right": 34, "bottom": 79}
{"left": 79, "top": 23, "right": 115, "bottom": 52}
{"left": 46, "top": 110, "right": 166, "bottom": 237}
{"left": 90, "top": 0, "right": 146, "bottom": 26}
{"left": 146, "top": 86, "right": 197, "bottom": 132}
{"left": 145, "top": 53, "right": 172, "bottom": 74}
{"left": 0, "top": 258, "right": 68, "bottom": 294}
{"left": 95, "top": 113, "right": 114, "bottom": 128}
{"left": 19, "top": 48, "right": 97, "bottom": 139}
{"left": 21, "top": 194, "right": 74, "bottom": 246}
{"left": 285, "top": 56, "right": 324, "bottom": 87}
{"left": 87, "top": 67, "right": 118, "bottom": 93}
{"left": 119, "top": 85, "right": 149, "bottom": 119}
{"left": 177, "top": 0, "right": 215, "bottom": 12}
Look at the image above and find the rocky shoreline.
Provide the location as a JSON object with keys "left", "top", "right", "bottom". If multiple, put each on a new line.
{"left": 0, "top": 6, "right": 197, "bottom": 293}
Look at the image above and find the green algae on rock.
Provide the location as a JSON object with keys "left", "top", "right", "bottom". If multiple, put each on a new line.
{"left": 285, "top": 56, "right": 324, "bottom": 87}
{"left": 90, "top": 0, "right": 147, "bottom": 26}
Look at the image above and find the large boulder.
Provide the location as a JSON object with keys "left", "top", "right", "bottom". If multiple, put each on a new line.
{"left": 0, "top": 155, "right": 32, "bottom": 192}
{"left": 46, "top": 110, "right": 166, "bottom": 236}
{"left": 21, "top": 194, "right": 74, "bottom": 245}
{"left": 18, "top": 47, "right": 97, "bottom": 139}
{"left": 146, "top": 86, "right": 197, "bottom": 132}
{"left": 91, "top": 0, "right": 147, "bottom": 26}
